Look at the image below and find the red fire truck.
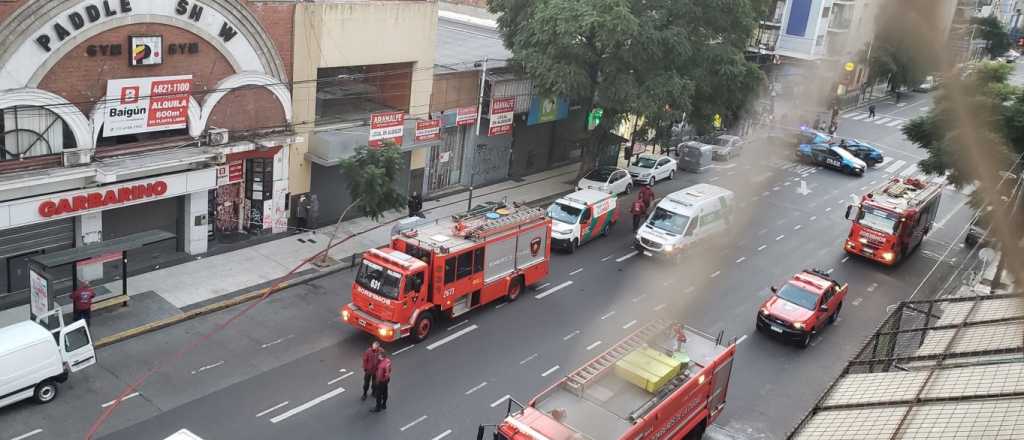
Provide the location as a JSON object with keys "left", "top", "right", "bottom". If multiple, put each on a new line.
{"left": 477, "top": 320, "right": 736, "bottom": 440}
{"left": 340, "top": 203, "right": 551, "bottom": 342}
{"left": 844, "top": 177, "right": 942, "bottom": 265}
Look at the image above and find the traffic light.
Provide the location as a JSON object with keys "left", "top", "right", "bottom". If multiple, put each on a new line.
{"left": 587, "top": 108, "right": 604, "bottom": 130}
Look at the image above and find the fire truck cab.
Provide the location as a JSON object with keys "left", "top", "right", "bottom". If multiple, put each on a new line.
{"left": 477, "top": 320, "right": 736, "bottom": 440}
{"left": 341, "top": 203, "right": 551, "bottom": 342}
{"left": 844, "top": 177, "right": 942, "bottom": 265}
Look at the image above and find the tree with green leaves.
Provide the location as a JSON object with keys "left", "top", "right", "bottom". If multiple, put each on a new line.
{"left": 863, "top": 0, "right": 939, "bottom": 93}
{"left": 488, "top": 0, "right": 763, "bottom": 177}
{"left": 972, "top": 15, "right": 1011, "bottom": 59}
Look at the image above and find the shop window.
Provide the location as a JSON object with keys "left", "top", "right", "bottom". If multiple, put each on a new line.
{"left": 1, "top": 106, "right": 76, "bottom": 161}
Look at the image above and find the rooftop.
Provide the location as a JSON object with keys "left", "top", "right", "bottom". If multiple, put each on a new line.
{"left": 789, "top": 292, "right": 1024, "bottom": 440}
{"left": 435, "top": 17, "right": 510, "bottom": 73}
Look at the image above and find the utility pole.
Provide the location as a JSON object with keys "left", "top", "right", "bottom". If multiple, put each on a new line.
{"left": 469, "top": 58, "right": 489, "bottom": 212}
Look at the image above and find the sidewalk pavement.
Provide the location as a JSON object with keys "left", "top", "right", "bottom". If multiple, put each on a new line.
{"left": 0, "top": 164, "right": 581, "bottom": 337}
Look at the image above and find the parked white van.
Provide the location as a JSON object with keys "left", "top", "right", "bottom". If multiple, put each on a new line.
{"left": 634, "top": 184, "right": 734, "bottom": 261}
{"left": 547, "top": 189, "right": 620, "bottom": 253}
{"left": 0, "top": 311, "right": 96, "bottom": 410}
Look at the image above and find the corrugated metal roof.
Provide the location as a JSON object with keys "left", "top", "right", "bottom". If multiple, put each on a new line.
{"left": 435, "top": 18, "right": 510, "bottom": 73}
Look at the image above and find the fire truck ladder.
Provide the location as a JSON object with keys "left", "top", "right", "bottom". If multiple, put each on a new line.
{"left": 563, "top": 319, "right": 672, "bottom": 397}
{"left": 462, "top": 207, "right": 546, "bottom": 240}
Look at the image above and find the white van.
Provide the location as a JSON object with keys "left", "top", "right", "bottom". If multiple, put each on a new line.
{"left": 0, "top": 310, "right": 96, "bottom": 410}
{"left": 547, "top": 189, "right": 619, "bottom": 253}
{"left": 634, "top": 184, "right": 734, "bottom": 260}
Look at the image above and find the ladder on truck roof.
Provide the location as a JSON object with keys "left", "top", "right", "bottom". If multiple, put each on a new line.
{"left": 564, "top": 319, "right": 672, "bottom": 397}
{"left": 458, "top": 206, "right": 546, "bottom": 240}
{"left": 873, "top": 177, "right": 938, "bottom": 210}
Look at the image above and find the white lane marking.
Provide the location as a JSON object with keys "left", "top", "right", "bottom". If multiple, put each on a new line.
{"left": 838, "top": 199, "right": 847, "bottom": 205}
{"left": 328, "top": 371, "right": 354, "bottom": 385}
{"left": 270, "top": 387, "right": 346, "bottom": 423}
{"left": 101, "top": 392, "right": 140, "bottom": 408}
{"left": 757, "top": 228, "right": 768, "bottom": 235}
{"left": 761, "top": 191, "right": 770, "bottom": 196}
{"left": 260, "top": 334, "right": 296, "bottom": 349}
{"left": 426, "top": 324, "right": 479, "bottom": 351}
{"left": 520, "top": 353, "right": 538, "bottom": 365}
{"left": 826, "top": 268, "right": 834, "bottom": 274}
{"left": 825, "top": 207, "right": 832, "bottom": 212}
{"left": 842, "top": 256, "right": 850, "bottom": 263}
{"left": 563, "top": 330, "right": 581, "bottom": 341}
{"left": 852, "top": 297, "right": 864, "bottom": 306}
{"left": 400, "top": 415, "right": 429, "bottom": 432}
{"left": 685, "top": 286, "right": 695, "bottom": 293}
{"left": 601, "top": 255, "right": 612, "bottom": 261}
{"left": 631, "top": 294, "right": 647, "bottom": 303}
{"left": 757, "top": 245, "right": 767, "bottom": 251}
{"left": 887, "top": 119, "right": 903, "bottom": 127}
{"left": 850, "top": 113, "right": 868, "bottom": 120}
{"left": 586, "top": 340, "right": 603, "bottom": 350}
{"left": 10, "top": 429, "right": 43, "bottom": 440}
{"left": 615, "top": 251, "right": 639, "bottom": 262}
{"left": 392, "top": 345, "right": 415, "bottom": 356}
{"left": 810, "top": 216, "right": 817, "bottom": 221}
{"left": 710, "top": 271, "right": 721, "bottom": 278}
{"left": 875, "top": 117, "right": 892, "bottom": 125}
{"left": 447, "top": 320, "right": 469, "bottom": 331}
{"left": 899, "top": 164, "right": 919, "bottom": 177}
{"left": 736, "top": 257, "right": 746, "bottom": 263}
{"left": 191, "top": 361, "right": 225, "bottom": 375}
{"left": 776, "top": 235, "right": 785, "bottom": 241}
{"left": 623, "top": 320, "right": 637, "bottom": 329}
{"left": 772, "top": 186, "right": 781, "bottom": 191}
{"left": 860, "top": 186, "right": 869, "bottom": 191}
{"left": 495, "top": 302, "right": 507, "bottom": 309}
{"left": 653, "top": 304, "right": 667, "bottom": 311}
{"left": 465, "top": 382, "right": 488, "bottom": 395}
{"left": 537, "top": 282, "right": 552, "bottom": 290}
{"left": 709, "top": 176, "right": 720, "bottom": 182}
{"left": 432, "top": 430, "right": 453, "bottom": 440}
{"left": 541, "top": 365, "right": 560, "bottom": 377}
{"left": 256, "top": 401, "right": 290, "bottom": 418}
{"left": 490, "top": 395, "right": 511, "bottom": 408}
{"left": 569, "top": 268, "right": 583, "bottom": 276}
{"left": 783, "top": 181, "right": 792, "bottom": 186}
{"left": 867, "top": 283, "right": 878, "bottom": 293}
{"left": 885, "top": 159, "right": 907, "bottom": 173}
{"left": 600, "top": 311, "right": 616, "bottom": 320}
{"left": 736, "top": 334, "right": 748, "bottom": 345}
{"left": 534, "top": 281, "right": 573, "bottom": 299}
{"left": 794, "top": 224, "right": 802, "bottom": 230}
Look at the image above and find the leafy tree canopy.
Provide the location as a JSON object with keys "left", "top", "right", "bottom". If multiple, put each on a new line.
{"left": 972, "top": 15, "right": 1011, "bottom": 59}
{"left": 488, "top": 0, "right": 763, "bottom": 174}
{"left": 339, "top": 145, "right": 407, "bottom": 221}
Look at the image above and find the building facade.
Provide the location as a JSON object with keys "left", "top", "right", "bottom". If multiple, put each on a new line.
{"left": 0, "top": 0, "right": 297, "bottom": 308}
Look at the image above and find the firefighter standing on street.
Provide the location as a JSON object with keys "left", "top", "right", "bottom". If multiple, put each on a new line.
{"left": 361, "top": 341, "right": 381, "bottom": 401}
{"left": 630, "top": 197, "right": 647, "bottom": 232}
{"left": 371, "top": 351, "right": 392, "bottom": 413}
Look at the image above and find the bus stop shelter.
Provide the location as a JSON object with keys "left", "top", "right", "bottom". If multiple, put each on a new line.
{"left": 27, "top": 230, "right": 176, "bottom": 321}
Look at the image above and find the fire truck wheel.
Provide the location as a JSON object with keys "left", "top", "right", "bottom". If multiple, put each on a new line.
{"left": 411, "top": 313, "right": 434, "bottom": 342}
{"left": 798, "top": 333, "right": 812, "bottom": 348}
{"left": 507, "top": 277, "right": 524, "bottom": 302}
{"left": 829, "top": 301, "right": 842, "bottom": 324}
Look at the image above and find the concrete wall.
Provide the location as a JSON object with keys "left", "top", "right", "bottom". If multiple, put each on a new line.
{"left": 290, "top": 1, "right": 438, "bottom": 194}
{"left": 461, "top": 128, "right": 511, "bottom": 187}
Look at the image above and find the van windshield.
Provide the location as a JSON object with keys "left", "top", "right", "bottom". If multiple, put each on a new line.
{"left": 547, "top": 202, "right": 583, "bottom": 224}
{"left": 355, "top": 260, "right": 402, "bottom": 300}
{"left": 648, "top": 207, "right": 690, "bottom": 235}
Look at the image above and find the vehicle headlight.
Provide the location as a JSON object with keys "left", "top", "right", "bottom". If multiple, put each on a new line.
{"left": 859, "top": 237, "right": 868, "bottom": 244}
{"left": 760, "top": 307, "right": 770, "bottom": 315}
{"left": 663, "top": 244, "right": 674, "bottom": 252}
{"left": 341, "top": 308, "right": 350, "bottom": 321}
{"left": 378, "top": 327, "right": 392, "bottom": 337}
{"left": 793, "top": 322, "right": 805, "bottom": 330}
{"left": 882, "top": 251, "right": 894, "bottom": 261}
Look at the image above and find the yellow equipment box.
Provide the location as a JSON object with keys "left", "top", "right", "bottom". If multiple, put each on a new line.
{"left": 614, "top": 347, "right": 683, "bottom": 393}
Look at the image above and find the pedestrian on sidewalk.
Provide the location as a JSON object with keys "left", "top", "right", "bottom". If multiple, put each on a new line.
{"left": 408, "top": 192, "right": 423, "bottom": 218}
{"left": 295, "top": 195, "right": 309, "bottom": 234}
{"left": 371, "top": 351, "right": 392, "bottom": 412}
{"left": 70, "top": 281, "right": 95, "bottom": 326}
{"left": 361, "top": 341, "right": 381, "bottom": 401}
{"left": 868, "top": 104, "right": 876, "bottom": 119}
{"left": 630, "top": 197, "right": 647, "bottom": 232}
{"left": 308, "top": 195, "right": 320, "bottom": 232}
{"left": 895, "top": 90, "right": 901, "bottom": 104}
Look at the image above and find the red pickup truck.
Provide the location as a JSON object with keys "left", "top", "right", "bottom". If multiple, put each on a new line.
{"left": 756, "top": 269, "right": 847, "bottom": 348}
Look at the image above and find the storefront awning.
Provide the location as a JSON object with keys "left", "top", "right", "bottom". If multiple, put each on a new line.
{"left": 31, "top": 230, "right": 175, "bottom": 268}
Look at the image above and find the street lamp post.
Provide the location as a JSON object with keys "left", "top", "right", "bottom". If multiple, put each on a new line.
{"left": 467, "top": 144, "right": 485, "bottom": 211}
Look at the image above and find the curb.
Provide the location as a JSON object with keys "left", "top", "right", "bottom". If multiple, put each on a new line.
{"left": 92, "top": 189, "right": 575, "bottom": 348}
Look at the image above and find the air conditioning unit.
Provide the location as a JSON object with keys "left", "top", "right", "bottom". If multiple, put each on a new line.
{"left": 208, "top": 128, "right": 229, "bottom": 146}
{"left": 62, "top": 149, "right": 93, "bottom": 167}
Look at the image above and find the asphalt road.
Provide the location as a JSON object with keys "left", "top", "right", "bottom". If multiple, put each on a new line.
{"left": 0, "top": 89, "right": 979, "bottom": 440}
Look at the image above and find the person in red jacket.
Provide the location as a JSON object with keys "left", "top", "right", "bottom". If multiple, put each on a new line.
{"left": 361, "top": 341, "right": 381, "bottom": 401}
{"left": 639, "top": 183, "right": 655, "bottom": 208}
{"left": 371, "top": 351, "right": 392, "bottom": 413}
{"left": 630, "top": 198, "right": 647, "bottom": 232}
{"left": 70, "top": 281, "right": 95, "bottom": 326}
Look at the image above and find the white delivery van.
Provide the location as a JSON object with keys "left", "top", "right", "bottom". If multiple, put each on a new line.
{"left": 547, "top": 189, "right": 619, "bottom": 253}
{"left": 634, "top": 183, "right": 734, "bottom": 261}
{"left": 0, "top": 310, "right": 96, "bottom": 410}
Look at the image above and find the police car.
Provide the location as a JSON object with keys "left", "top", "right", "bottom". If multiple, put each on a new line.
{"left": 836, "top": 139, "right": 884, "bottom": 166}
{"left": 796, "top": 144, "right": 867, "bottom": 176}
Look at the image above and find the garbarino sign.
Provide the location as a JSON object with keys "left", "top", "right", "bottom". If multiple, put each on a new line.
{"left": 38, "top": 181, "right": 169, "bottom": 217}
{"left": 104, "top": 75, "right": 191, "bottom": 136}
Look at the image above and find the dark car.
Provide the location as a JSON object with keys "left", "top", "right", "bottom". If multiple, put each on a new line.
{"left": 796, "top": 144, "right": 867, "bottom": 176}
{"left": 836, "top": 139, "right": 884, "bottom": 166}
{"left": 965, "top": 210, "right": 994, "bottom": 247}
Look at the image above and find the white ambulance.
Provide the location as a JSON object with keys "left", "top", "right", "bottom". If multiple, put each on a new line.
{"left": 634, "top": 184, "right": 734, "bottom": 261}
{"left": 546, "top": 189, "right": 620, "bottom": 253}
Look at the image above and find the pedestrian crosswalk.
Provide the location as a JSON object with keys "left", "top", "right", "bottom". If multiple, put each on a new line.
{"left": 840, "top": 111, "right": 906, "bottom": 128}
{"left": 763, "top": 156, "right": 925, "bottom": 179}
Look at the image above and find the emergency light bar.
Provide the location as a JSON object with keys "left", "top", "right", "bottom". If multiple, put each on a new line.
{"left": 367, "top": 248, "right": 419, "bottom": 269}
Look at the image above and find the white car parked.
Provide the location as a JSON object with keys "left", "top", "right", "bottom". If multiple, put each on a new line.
{"left": 577, "top": 166, "right": 633, "bottom": 195}
{"left": 628, "top": 154, "right": 677, "bottom": 186}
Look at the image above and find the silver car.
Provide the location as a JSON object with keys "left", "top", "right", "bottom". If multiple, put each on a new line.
{"left": 711, "top": 135, "right": 744, "bottom": 161}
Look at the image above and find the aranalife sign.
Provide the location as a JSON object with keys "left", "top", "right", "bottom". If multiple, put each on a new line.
{"left": 488, "top": 98, "right": 515, "bottom": 136}
{"left": 369, "top": 111, "right": 405, "bottom": 148}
